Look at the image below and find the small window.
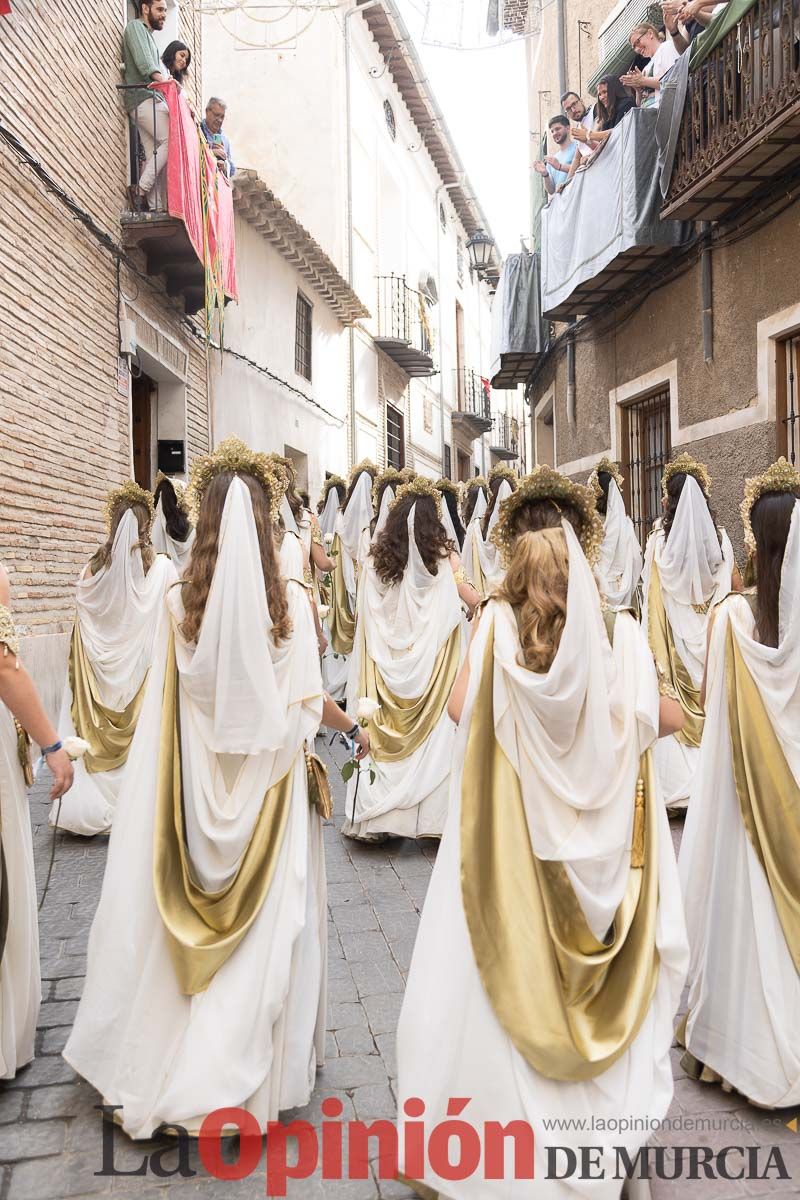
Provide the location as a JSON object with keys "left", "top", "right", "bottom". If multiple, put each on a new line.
{"left": 383, "top": 100, "right": 396, "bottom": 141}
{"left": 295, "top": 292, "right": 312, "bottom": 381}
{"left": 777, "top": 333, "right": 800, "bottom": 466}
{"left": 620, "top": 387, "right": 671, "bottom": 550}
{"left": 386, "top": 403, "right": 405, "bottom": 469}
{"left": 444, "top": 443, "right": 452, "bottom": 479}
{"left": 439, "top": 202, "right": 447, "bottom": 232}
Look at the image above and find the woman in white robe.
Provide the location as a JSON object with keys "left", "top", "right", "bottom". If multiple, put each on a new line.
{"left": 342, "top": 480, "right": 478, "bottom": 842}
{"left": 0, "top": 564, "right": 73, "bottom": 1079}
{"left": 323, "top": 462, "right": 376, "bottom": 702}
{"left": 641, "top": 455, "right": 737, "bottom": 812}
{"left": 679, "top": 461, "right": 800, "bottom": 1107}
{"left": 64, "top": 440, "right": 369, "bottom": 1137}
{"left": 152, "top": 474, "right": 195, "bottom": 575}
{"left": 462, "top": 467, "right": 516, "bottom": 597}
{"left": 589, "top": 457, "right": 643, "bottom": 611}
{"left": 396, "top": 467, "right": 689, "bottom": 1199}
{"left": 51, "top": 485, "right": 176, "bottom": 836}
{"left": 318, "top": 477, "right": 347, "bottom": 696}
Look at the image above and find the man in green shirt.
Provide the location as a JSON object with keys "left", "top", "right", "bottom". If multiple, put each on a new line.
{"left": 122, "top": 0, "right": 169, "bottom": 211}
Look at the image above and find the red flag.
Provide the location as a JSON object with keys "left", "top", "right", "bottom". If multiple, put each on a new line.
{"left": 0, "top": 2, "right": 12, "bottom": 14}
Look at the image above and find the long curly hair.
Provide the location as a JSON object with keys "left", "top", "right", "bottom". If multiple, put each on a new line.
{"left": 662, "top": 472, "right": 721, "bottom": 545}
{"left": 154, "top": 476, "right": 192, "bottom": 542}
{"left": 481, "top": 472, "right": 518, "bottom": 538}
{"left": 89, "top": 501, "right": 155, "bottom": 577}
{"left": 495, "top": 497, "right": 582, "bottom": 672}
{"left": 180, "top": 471, "right": 291, "bottom": 645}
{"left": 463, "top": 480, "right": 488, "bottom": 525}
{"left": 752, "top": 489, "right": 799, "bottom": 647}
{"left": 371, "top": 493, "right": 454, "bottom": 585}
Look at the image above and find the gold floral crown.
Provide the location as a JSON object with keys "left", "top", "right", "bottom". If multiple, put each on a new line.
{"left": 153, "top": 470, "right": 190, "bottom": 516}
{"left": 661, "top": 452, "right": 711, "bottom": 499}
{"left": 489, "top": 463, "right": 518, "bottom": 485}
{"left": 348, "top": 458, "right": 378, "bottom": 483}
{"left": 186, "top": 436, "right": 282, "bottom": 523}
{"left": 265, "top": 453, "right": 292, "bottom": 496}
{"left": 466, "top": 475, "right": 488, "bottom": 493}
{"left": 587, "top": 456, "right": 624, "bottom": 499}
{"left": 397, "top": 467, "right": 416, "bottom": 483}
{"left": 103, "top": 480, "right": 155, "bottom": 534}
{"left": 392, "top": 476, "right": 442, "bottom": 517}
{"left": 492, "top": 465, "right": 604, "bottom": 566}
{"left": 372, "top": 468, "right": 406, "bottom": 509}
{"left": 740, "top": 457, "right": 800, "bottom": 554}
{"left": 435, "top": 477, "right": 460, "bottom": 498}
{"left": 320, "top": 474, "right": 346, "bottom": 506}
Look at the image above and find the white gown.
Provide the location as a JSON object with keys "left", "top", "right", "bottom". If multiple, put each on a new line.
{"left": 322, "top": 473, "right": 374, "bottom": 703}
{"left": 397, "top": 524, "right": 689, "bottom": 1198}
{"left": 594, "top": 478, "right": 643, "bottom": 610}
{"left": 0, "top": 610, "right": 40, "bottom": 1079}
{"left": 64, "top": 479, "right": 327, "bottom": 1137}
{"left": 679, "top": 507, "right": 800, "bottom": 1106}
{"left": 151, "top": 498, "right": 195, "bottom": 575}
{"left": 51, "top": 512, "right": 176, "bottom": 836}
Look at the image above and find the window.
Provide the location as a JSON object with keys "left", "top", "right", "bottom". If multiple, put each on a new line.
{"left": 386, "top": 403, "right": 405, "bottom": 469}
{"left": 383, "top": 100, "right": 396, "bottom": 141}
{"left": 444, "top": 443, "right": 452, "bottom": 479}
{"left": 439, "top": 202, "right": 447, "bottom": 232}
{"left": 620, "top": 388, "right": 671, "bottom": 550}
{"left": 777, "top": 333, "right": 800, "bottom": 466}
{"left": 294, "top": 292, "right": 312, "bottom": 381}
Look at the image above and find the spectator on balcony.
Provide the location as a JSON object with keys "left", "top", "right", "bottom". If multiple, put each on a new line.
{"left": 621, "top": 23, "right": 680, "bottom": 107}
{"left": 662, "top": 0, "right": 727, "bottom": 50}
{"left": 122, "top": 0, "right": 169, "bottom": 213}
{"left": 162, "top": 40, "right": 191, "bottom": 85}
{"left": 560, "top": 90, "right": 595, "bottom": 133}
{"left": 573, "top": 76, "right": 635, "bottom": 150}
{"left": 533, "top": 115, "right": 590, "bottom": 197}
{"left": 202, "top": 98, "right": 236, "bottom": 179}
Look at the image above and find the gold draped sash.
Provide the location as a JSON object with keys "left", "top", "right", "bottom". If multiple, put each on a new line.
{"left": 725, "top": 624, "right": 800, "bottom": 971}
{"left": 469, "top": 533, "right": 486, "bottom": 599}
{"left": 327, "top": 534, "right": 356, "bottom": 656}
{"left": 154, "top": 632, "right": 295, "bottom": 994}
{"left": 646, "top": 560, "right": 704, "bottom": 748}
{"left": 69, "top": 623, "right": 148, "bottom": 774}
{"left": 461, "top": 628, "right": 661, "bottom": 1082}
{"left": 358, "top": 624, "right": 460, "bottom": 764}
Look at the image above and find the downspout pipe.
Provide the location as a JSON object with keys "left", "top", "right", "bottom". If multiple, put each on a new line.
{"left": 700, "top": 221, "right": 713, "bottom": 364}
{"left": 555, "top": 0, "right": 567, "bottom": 100}
{"left": 566, "top": 317, "right": 576, "bottom": 428}
{"left": 435, "top": 178, "right": 466, "bottom": 477}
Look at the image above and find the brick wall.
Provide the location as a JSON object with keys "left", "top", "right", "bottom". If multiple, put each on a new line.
{"left": 0, "top": 0, "right": 210, "bottom": 641}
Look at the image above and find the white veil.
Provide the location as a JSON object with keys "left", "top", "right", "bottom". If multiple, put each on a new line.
{"left": 486, "top": 479, "right": 513, "bottom": 539}
{"left": 468, "top": 485, "right": 488, "bottom": 525}
{"left": 339, "top": 471, "right": 374, "bottom": 564}
{"left": 279, "top": 495, "right": 299, "bottom": 536}
{"left": 319, "top": 487, "right": 340, "bottom": 539}
{"left": 374, "top": 485, "right": 395, "bottom": 538}
{"left": 594, "top": 478, "right": 643, "bottom": 609}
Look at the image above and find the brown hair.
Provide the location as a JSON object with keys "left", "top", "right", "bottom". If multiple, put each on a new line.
{"left": 481, "top": 473, "right": 518, "bottom": 538}
{"left": 180, "top": 471, "right": 291, "bottom": 645}
{"left": 154, "top": 476, "right": 192, "bottom": 542}
{"left": 89, "top": 501, "right": 155, "bottom": 576}
{"left": 371, "top": 493, "right": 454, "bottom": 585}
{"left": 751, "top": 490, "right": 799, "bottom": 647}
{"left": 463, "top": 480, "right": 487, "bottom": 525}
{"left": 495, "top": 497, "right": 582, "bottom": 672}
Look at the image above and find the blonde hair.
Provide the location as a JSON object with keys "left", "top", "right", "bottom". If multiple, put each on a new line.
{"left": 496, "top": 527, "right": 569, "bottom": 673}
{"left": 89, "top": 501, "right": 155, "bottom": 576}
{"left": 630, "top": 21, "right": 664, "bottom": 44}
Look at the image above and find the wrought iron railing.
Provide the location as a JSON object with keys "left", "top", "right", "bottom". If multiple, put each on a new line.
{"left": 455, "top": 369, "right": 491, "bottom": 422}
{"left": 621, "top": 388, "right": 671, "bottom": 551}
{"left": 779, "top": 334, "right": 800, "bottom": 465}
{"left": 667, "top": 0, "right": 800, "bottom": 208}
{"left": 376, "top": 275, "right": 434, "bottom": 355}
{"left": 118, "top": 86, "right": 168, "bottom": 213}
{"left": 491, "top": 412, "right": 520, "bottom": 456}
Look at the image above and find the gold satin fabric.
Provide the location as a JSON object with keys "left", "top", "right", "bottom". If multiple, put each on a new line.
{"left": 725, "top": 625, "right": 800, "bottom": 972}
{"left": 327, "top": 534, "right": 356, "bottom": 656}
{"left": 470, "top": 535, "right": 486, "bottom": 599}
{"left": 69, "top": 624, "right": 147, "bottom": 774}
{"left": 358, "top": 625, "right": 460, "bottom": 764}
{"left": 154, "top": 633, "right": 294, "bottom": 995}
{"left": 646, "top": 560, "right": 704, "bottom": 748}
{"left": 461, "top": 629, "right": 661, "bottom": 1082}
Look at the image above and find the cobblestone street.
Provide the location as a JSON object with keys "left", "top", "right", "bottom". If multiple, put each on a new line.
{"left": 0, "top": 743, "right": 799, "bottom": 1199}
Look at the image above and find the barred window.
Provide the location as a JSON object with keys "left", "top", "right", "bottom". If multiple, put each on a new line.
{"left": 777, "top": 333, "right": 800, "bottom": 466}
{"left": 295, "top": 292, "right": 312, "bottom": 381}
{"left": 444, "top": 442, "right": 452, "bottom": 479}
{"left": 620, "top": 388, "right": 671, "bottom": 550}
{"left": 386, "top": 403, "right": 405, "bottom": 470}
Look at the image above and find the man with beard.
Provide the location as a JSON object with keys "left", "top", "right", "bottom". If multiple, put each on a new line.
{"left": 122, "top": 0, "right": 169, "bottom": 211}
{"left": 533, "top": 114, "right": 589, "bottom": 197}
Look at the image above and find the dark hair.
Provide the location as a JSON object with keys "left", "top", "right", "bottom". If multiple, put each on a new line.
{"left": 299, "top": 490, "right": 310, "bottom": 510}
{"left": 463, "top": 481, "right": 487, "bottom": 526}
{"left": 549, "top": 114, "right": 570, "bottom": 129}
{"left": 162, "top": 40, "right": 191, "bottom": 83}
{"left": 662, "top": 473, "right": 720, "bottom": 545}
{"left": 596, "top": 75, "right": 630, "bottom": 128}
{"left": 371, "top": 493, "right": 454, "bottom": 585}
{"left": 441, "top": 488, "right": 466, "bottom": 549}
{"left": 154, "top": 476, "right": 192, "bottom": 542}
{"left": 560, "top": 90, "right": 581, "bottom": 105}
{"left": 595, "top": 471, "right": 613, "bottom": 517}
{"left": 752, "top": 490, "right": 799, "bottom": 647}
{"left": 318, "top": 480, "right": 346, "bottom": 514}
{"left": 481, "top": 473, "right": 518, "bottom": 538}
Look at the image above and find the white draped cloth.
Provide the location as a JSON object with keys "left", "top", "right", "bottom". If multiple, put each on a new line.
{"left": 641, "top": 478, "right": 734, "bottom": 809}
{"left": 318, "top": 487, "right": 340, "bottom": 540}
{"left": 679, "top": 500, "right": 800, "bottom": 1106}
{"left": 397, "top": 522, "right": 689, "bottom": 1197}
{"left": 152, "top": 498, "right": 195, "bottom": 576}
{"left": 356, "top": 485, "right": 395, "bottom": 566}
{"left": 65, "top": 478, "right": 326, "bottom": 1137}
{"left": 462, "top": 480, "right": 512, "bottom": 596}
{"left": 52, "top": 510, "right": 176, "bottom": 835}
{"left": 322, "top": 473, "right": 374, "bottom": 703}
{"left": 594, "top": 478, "right": 643, "bottom": 609}
{"left": 342, "top": 503, "right": 462, "bottom": 840}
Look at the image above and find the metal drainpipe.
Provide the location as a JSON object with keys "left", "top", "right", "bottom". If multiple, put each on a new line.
{"left": 435, "top": 178, "right": 465, "bottom": 477}
{"left": 344, "top": 1, "right": 379, "bottom": 468}
{"left": 566, "top": 318, "right": 576, "bottom": 428}
{"left": 555, "top": 0, "right": 567, "bottom": 100}
{"left": 700, "top": 221, "right": 713, "bottom": 364}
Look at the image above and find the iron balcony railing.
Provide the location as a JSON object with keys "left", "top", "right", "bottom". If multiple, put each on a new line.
{"left": 491, "top": 411, "right": 520, "bottom": 456}
{"left": 375, "top": 275, "right": 434, "bottom": 355}
{"left": 666, "top": 0, "right": 800, "bottom": 211}
{"left": 455, "top": 369, "right": 491, "bottom": 422}
{"left": 118, "top": 86, "right": 168, "bottom": 213}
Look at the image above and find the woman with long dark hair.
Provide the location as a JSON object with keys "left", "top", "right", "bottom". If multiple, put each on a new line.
{"left": 152, "top": 473, "right": 195, "bottom": 575}
{"left": 573, "top": 74, "right": 635, "bottom": 150}
{"left": 397, "top": 466, "right": 688, "bottom": 1197}
{"left": 161, "top": 40, "right": 191, "bottom": 85}
{"left": 679, "top": 459, "right": 800, "bottom": 1108}
{"left": 342, "top": 478, "right": 478, "bottom": 841}
{"left": 65, "top": 437, "right": 369, "bottom": 1137}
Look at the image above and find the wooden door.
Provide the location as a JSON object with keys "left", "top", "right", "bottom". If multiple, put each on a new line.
{"left": 132, "top": 375, "right": 152, "bottom": 489}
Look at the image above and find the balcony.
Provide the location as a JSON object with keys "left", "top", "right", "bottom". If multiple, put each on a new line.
{"left": 374, "top": 275, "right": 436, "bottom": 377}
{"left": 490, "top": 412, "right": 520, "bottom": 460}
{"left": 451, "top": 369, "right": 492, "bottom": 437}
{"left": 119, "top": 83, "right": 237, "bottom": 316}
{"left": 661, "top": 0, "right": 800, "bottom": 221}
{"left": 489, "top": 252, "right": 547, "bottom": 389}
{"left": 540, "top": 108, "right": 691, "bottom": 320}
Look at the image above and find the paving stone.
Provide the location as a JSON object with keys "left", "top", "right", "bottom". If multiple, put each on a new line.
{"left": 335, "top": 1027, "right": 377, "bottom": 1057}
{"left": 36, "top": 1000, "right": 78, "bottom": 1029}
{"left": 339, "top": 932, "right": 392, "bottom": 964}
{"left": 0, "top": 1090, "right": 26, "bottom": 1124}
{"left": 6, "top": 1154, "right": 111, "bottom": 1199}
{"left": 350, "top": 960, "right": 405, "bottom": 998}
{"left": 25, "top": 1084, "right": 84, "bottom": 1121}
{"left": 0, "top": 1118, "right": 66, "bottom": 1161}
{"left": 362, "top": 995, "right": 404, "bottom": 1038}
{"left": 52, "top": 978, "right": 84, "bottom": 1001}
{"left": 9, "top": 1056, "right": 77, "bottom": 1088}
{"left": 330, "top": 904, "right": 379, "bottom": 934}
{"left": 321, "top": 1055, "right": 388, "bottom": 1091}
{"left": 351, "top": 1084, "right": 396, "bottom": 1122}
{"left": 39, "top": 1025, "right": 71, "bottom": 1055}
{"left": 329, "top": 1002, "right": 369, "bottom": 1032}
{"left": 374, "top": 1034, "right": 397, "bottom": 1079}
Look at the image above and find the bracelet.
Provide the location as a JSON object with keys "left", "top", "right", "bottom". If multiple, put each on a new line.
{"left": 41, "top": 740, "right": 63, "bottom": 756}
{"left": 346, "top": 722, "right": 360, "bottom": 739}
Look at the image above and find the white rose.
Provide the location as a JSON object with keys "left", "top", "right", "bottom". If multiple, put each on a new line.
{"left": 317, "top": 605, "right": 331, "bottom": 621}
{"left": 62, "top": 736, "right": 91, "bottom": 760}
{"left": 324, "top": 532, "right": 334, "bottom": 547}
{"left": 356, "top": 697, "right": 380, "bottom": 723}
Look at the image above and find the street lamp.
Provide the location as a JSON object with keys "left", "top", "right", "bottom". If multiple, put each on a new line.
{"left": 466, "top": 227, "right": 495, "bottom": 278}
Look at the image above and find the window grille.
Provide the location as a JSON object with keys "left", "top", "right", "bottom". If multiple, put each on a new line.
{"left": 777, "top": 335, "right": 800, "bottom": 467}
{"left": 620, "top": 388, "right": 671, "bottom": 550}
{"left": 386, "top": 403, "right": 405, "bottom": 470}
{"left": 295, "top": 292, "right": 312, "bottom": 381}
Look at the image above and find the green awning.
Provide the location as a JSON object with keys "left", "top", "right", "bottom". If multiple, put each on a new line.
{"left": 689, "top": 0, "right": 758, "bottom": 68}
{"left": 587, "top": 0, "right": 664, "bottom": 94}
